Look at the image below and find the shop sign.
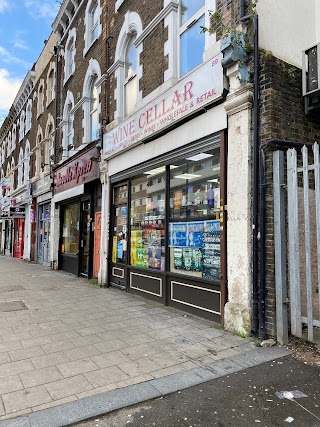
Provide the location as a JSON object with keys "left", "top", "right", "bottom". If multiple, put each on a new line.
{"left": 104, "top": 53, "right": 224, "bottom": 158}
{"left": 0, "top": 206, "right": 9, "bottom": 218}
{"left": 9, "top": 207, "right": 25, "bottom": 218}
{"left": 0, "top": 197, "right": 11, "bottom": 207}
{"left": 32, "top": 175, "right": 52, "bottom": 197}
{"left": 1, "top": 177, "right": 10, "bottom": 190}
{"left": 53, "top": 146, "right": 100, "bottom": 195}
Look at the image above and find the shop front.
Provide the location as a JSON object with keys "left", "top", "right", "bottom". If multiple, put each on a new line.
{"left": 103, "top": 53, "right": 228, "bottom": 322}
{"left": 53, "top": 144, "right": 101, "bottom": 277}
{"left": 32, "top": 175, "right": 52, "bottom": 266}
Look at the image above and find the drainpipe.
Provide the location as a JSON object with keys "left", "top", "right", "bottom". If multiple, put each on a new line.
{"left": 251, "top": 13, "right": 260, "bottom": 337}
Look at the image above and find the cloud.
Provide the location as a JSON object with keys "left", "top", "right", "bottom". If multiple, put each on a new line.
{"left": 24, "top": 0, "right": 59, "bottom": 20}
{"left": 12, "top": 31, "right": 29, "bottom": 51}
{"left": 0, "top": 68, "right": 22, "bottom": 123}
{"left": 0, "top": 0, "right": 9, "bottom": 13}
{"left": 0, "top": 45, "right": 31, "bottom": 69}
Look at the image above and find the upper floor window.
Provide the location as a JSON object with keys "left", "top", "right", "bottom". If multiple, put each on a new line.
{"left": 24, "top": 141, "right": 30, "bottom": 185}
{"left": 48, "top": 70, "right": 55, "bottom": 103}
{"left": 111, "top": 11, "right": 143, "bottom": 121}
{"left": 62, "top": 91, "right": 75, "bottom": 157}
{"left": 25, "top": 100, "right": 32, "bottom": 132}
{"left": 64, "top": 28, "right": 76, "bottom": 84}
{"left": 82, "top": 59, "right": 101, "bottom": 144}
{"left": 124, "top": 34, "right": 138, "bottom": 117}
{"left": 179, "top": 0, "right": 205, "bottom": 77}
{"left": 90, "top": 77, "right": 99, "bottom": 141}
{"left": 37, "top": 84, "right": 44, "bottom": 116}
{"left": 19, "top": 111, "right": 25, "bottom": 141}
{"left": 84, "top": 0, "right": 101, "bottom": 55}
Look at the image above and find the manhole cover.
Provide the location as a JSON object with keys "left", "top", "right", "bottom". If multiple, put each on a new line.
{"left": 0, "top": 301, "right": 28, "bottom": 312}
{"left": 0, "top": 286, "right": 26, "bottom": 292}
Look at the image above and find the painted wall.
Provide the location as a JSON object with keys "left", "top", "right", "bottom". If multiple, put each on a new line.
{"left": 257, "top": 0, "right": 317, "bottom": 68}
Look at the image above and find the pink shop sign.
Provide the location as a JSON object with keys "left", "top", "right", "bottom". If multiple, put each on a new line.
{"left": 104, "top": 53, "right": 224, "bottom": 158}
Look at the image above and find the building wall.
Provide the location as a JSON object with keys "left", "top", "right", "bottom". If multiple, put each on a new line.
{"left": 259, "top": 52, "right": 320, "bottom": 335}
{"left": 257, "top": 0, "right": 317, "bottom": 68}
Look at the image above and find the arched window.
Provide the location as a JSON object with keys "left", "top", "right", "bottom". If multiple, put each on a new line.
{"left": 90, "top": 77, "right": 99, "bottom": 141}
{"left": 64, "top": 28, "right": 76, "bottom": 83}
{"left": 26, "top": 100, "right": 32, "bottom": 132}
{"left": 24, "top": 141, "right": 30, "bottom": 184}
{"left": 62, "top": 91, "right": 75, "bottom": 157}
{"left": 48, "top": 70, "right": 55, "bottom": 103}
{"left": 82, "top": 59, "right": 101, "bottom": 144}
{"left": 38, "top": 84, "right": 44, "bottom": 116}
{"left": 83, "top": 0, "right": 101, "bottom": 55}
{"left": 18, "top": 148, "right": 24, "bottom": 188}
{"left": 19, "top": 111, "right": 25, "bottom": 141}
{"left": 112, "top": 11, "right": 143, "bottom": 121}
{"left": 124, "top": 34, "right": 137, "bottom": 117}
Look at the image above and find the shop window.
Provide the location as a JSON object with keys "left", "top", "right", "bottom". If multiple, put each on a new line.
{"left": 169, "top": 146, "right": 220, "bottom": 281}
{"left": 112, "top": 185, "right": 128, "bottom": 263}
{"left": 61, "top": 203, "right": 79, "bottom": 255}
{"left": 179, "top": 0, "right": 205, "bottom": 77}
{"left": 130, "top": 172, "right": 166, "bottom": 271}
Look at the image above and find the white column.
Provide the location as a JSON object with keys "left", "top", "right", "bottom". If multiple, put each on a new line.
{"left": 98, "top": 164, "right": 110, "bottom": 285}
{"left": 50, "top": 199, "right": 60, "bottom": 270}
{"left": 224, "top": 76, "right": 253, "bottom": 335}
{"left": 23, "top": 204, "right": 31, "bottom": 261}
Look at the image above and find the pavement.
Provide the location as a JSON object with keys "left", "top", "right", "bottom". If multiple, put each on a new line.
{"left": 0, "top": 256, "right": 289, "bottom": 427}
{"left": 74, "top": 355, "right": 320, "bottom": 427}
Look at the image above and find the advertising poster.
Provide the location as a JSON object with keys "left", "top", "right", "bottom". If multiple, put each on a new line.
{"left": 202, "top": 231, "right": 220, "bottom": 281}
{"left": 117, "top": 240, "right": 124, "bottom": 260}
{"left": 169, "top": 222, "right": 187, "bottom": 247}
{"left": 148, "top": 246, "right": 161, "bottom": 270}
{"left": 173, "top": 247, "right": 183, "bottom": 269}
{"left": 112, "top": 236, "right": 117, "bottom": 263}
{"left": 186, "top": 222, "right": 204, "bottom": 247}
{"left": 136, "top": 248, "right": 149, "bottom": 268}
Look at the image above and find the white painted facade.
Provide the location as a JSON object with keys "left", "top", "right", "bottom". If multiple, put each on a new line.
{"left": 257, "top": 0, "right": 318, "bottom": 67}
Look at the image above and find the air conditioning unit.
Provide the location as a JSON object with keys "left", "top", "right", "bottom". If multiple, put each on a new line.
{"left": 302, "top": 43, "right": 320, "bottom": 115}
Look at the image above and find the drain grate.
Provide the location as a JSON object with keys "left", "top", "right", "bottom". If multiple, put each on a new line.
{"left": 0, "top": 301, "right": 28, "bottom": 312}
{"left": 0, "top": 286, "right": 26, "bottom": 293}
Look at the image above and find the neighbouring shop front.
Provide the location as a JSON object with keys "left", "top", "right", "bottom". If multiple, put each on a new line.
{"left": 53, "top": 144, "right": 102, "bottom": 278}
{"left": 104, "top": 53, "right": 228, "bottom": 322}
{"left": 32, "top": 175, "right": 52, "bottom": 266}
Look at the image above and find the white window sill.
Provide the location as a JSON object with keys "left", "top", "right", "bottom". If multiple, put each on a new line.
{"left": 115, "top": 0, "right": 125, "bottom": 12}
{"left": 63, "top": 72, "right": 74, "bottom": 86}
{"left": 83, "top": 35, "right": 99, "bottom": 57}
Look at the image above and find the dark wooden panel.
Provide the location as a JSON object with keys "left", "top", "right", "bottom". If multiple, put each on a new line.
{"left": 130, "top": 271, "right": 162, "bottom": 297}
{"left": 170, "top": 279, "right": 221, "bottom": 315}
{"left": 60, "top": 254, "right": 78, "bottom": 275}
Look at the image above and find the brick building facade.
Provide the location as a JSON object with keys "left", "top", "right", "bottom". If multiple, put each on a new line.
{"left": 1, "top": 0, "right": 320, "bottom": 341}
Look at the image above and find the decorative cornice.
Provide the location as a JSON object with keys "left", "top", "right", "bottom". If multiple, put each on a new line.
{"left": 135, "top": 1, "right": 179, "bottom": 47}
{"left": 224, "top": 84, "right": 253, "bottom": 116}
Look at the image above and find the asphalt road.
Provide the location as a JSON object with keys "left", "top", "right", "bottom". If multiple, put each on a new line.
{"left": 73, "top": 356, "right": 320, "bottom": 427}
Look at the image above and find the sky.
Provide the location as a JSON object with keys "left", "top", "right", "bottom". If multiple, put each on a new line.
{"left": 0, "top": 0, "right": 60, "bottom": 127}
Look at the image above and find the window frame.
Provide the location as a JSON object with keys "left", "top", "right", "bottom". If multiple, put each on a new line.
{"left": 178, "top": 1, "right": 205, "bottom": 78}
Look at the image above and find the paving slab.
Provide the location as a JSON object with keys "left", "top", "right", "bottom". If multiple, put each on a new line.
{"left": 0, "top": 256, "right": 290, "bottom": 426}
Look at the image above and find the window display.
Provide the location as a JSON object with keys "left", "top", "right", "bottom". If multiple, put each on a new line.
{"left": 112, "top": 185, "right": 128, "bottom": 263}
{"left": 130, "top": 172, "right": 165, "bottom": 271}
{"left": 169, "top": 147, "right": 220, "bottom": 280}
{"left": 61, "top": 203, "right": 79, "bottom": 255}
{"left": 110, "top": 145, "right": 221, "bottom": 283}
